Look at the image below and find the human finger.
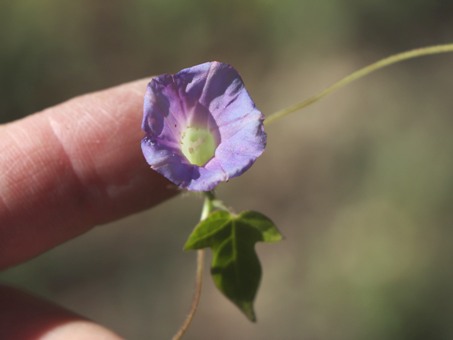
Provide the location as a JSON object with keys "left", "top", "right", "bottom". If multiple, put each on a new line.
{"left": 0, "top": 79, "right": 177, "bottom": 269}
{"left": 0, "top": 284, "right": 123, "bottom": 340}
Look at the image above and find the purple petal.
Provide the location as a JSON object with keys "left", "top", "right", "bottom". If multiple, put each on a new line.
{"left": 141, "top": 61, "right": 266, "bottom": 191}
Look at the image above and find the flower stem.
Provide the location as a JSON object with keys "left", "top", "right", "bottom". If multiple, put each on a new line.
{"left": 264, "top": 43, "right": 453, "bottom": 126}
{"left": 172, "top": 192, "right": 215, "bottom": 340}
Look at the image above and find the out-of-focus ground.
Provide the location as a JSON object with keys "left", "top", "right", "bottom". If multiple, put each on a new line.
{"left": 1, "top": 1, "right": 453, "bottom": 339}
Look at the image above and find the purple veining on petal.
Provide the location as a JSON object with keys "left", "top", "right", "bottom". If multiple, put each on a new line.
{"left": 141, "top": 61, "right": 266, "bottom": 191}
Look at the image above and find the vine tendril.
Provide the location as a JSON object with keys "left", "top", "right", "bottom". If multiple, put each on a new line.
{"left": 265, "top": 44, "right": 453, "bottom": 126}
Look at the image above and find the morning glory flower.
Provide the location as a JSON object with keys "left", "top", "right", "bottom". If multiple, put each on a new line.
{"left": 141, "top": 61, "right": 266, "bottom": 191}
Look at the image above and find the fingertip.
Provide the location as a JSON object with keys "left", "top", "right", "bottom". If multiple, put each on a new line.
{"left": 41, "top": 321, "right": 123, "bottom": 340}
{"left": 0, "top": 285, "right": 123, "bottom": 340}
{"left": 0, "top": 79, "right": 177, "bottom": 269}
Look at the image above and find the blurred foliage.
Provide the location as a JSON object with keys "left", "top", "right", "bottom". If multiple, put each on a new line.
{"left": 2, "top": 0, "right": 453, "bottom": 121}
{"left": 1, "top": 1, "right": 453, "bottom": 339}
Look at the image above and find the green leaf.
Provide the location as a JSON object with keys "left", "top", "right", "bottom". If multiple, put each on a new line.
{"left": 184, "top": 210, "right": 283, "bottom": 321}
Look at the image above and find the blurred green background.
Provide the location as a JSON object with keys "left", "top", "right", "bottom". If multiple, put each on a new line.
{"left": 1, "top": 1, "right": 453, "bottom": 339}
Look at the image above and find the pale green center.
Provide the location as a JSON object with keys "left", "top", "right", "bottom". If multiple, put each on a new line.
{"left": 180, "top": 126, "right": 217, "bottom": 166}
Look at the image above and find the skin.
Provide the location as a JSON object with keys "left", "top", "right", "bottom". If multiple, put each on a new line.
{"left": 0, "top": 79, "right": 177, "bottom": 339}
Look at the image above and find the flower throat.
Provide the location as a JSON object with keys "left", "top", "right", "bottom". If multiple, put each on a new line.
{"left": 180, "top": 126, "right": 217, "bottom": 166}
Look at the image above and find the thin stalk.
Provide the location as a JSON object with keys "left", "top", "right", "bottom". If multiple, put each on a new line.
{"left": 264, "top": 43, "right": 453, "bottom": 126}
{"left": 172, "top": 192, "right": 214, "bottom": 340}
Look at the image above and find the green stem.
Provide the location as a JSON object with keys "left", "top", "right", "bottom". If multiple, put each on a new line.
{"left": 202, "top": 191, "right": 216, "bottom": 216}
{"left": 172, "top": 192, "right": 215, "bottom": 340}
{"left": 264, "top": 43, "right": 453, "bottom": 126}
